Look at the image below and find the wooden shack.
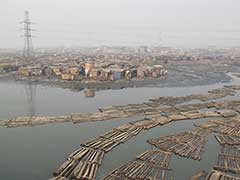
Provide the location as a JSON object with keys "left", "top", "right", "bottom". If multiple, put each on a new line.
{"left": 61, "top": 73, "right": 75, "bottom": 80}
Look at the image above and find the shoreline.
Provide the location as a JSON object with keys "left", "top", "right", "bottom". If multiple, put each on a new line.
{"left": 0, "top": 66, "right": 234, "bottom": 92}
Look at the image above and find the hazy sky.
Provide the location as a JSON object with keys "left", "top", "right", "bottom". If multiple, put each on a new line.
{"left": 1, "top": 0, "right": 240, "bottom": 48}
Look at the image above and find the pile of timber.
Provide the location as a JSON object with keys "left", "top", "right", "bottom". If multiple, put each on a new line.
{"left": 148, "top": 85, "right": 238, "bottom": 106}
{"left": 102, "top": 149, "right": 173, "bottom": 180}
{"left": 99, "top": 103, "right": 150, "bottom": 115}
{"left": 82, "top": 137, "right": 120, "bottom": 152}
{"left": 132, "top": 118, "right": 160, "bottom": 130}
{"left": 195, "top": 92, "right": 233, "bottom": 102}
{"left": 205, "top": 169, "right": 240, "bottom": 180}
{"left": 6, "top": 116, "right": 70, "bottom": 128}
{"left": 52, "top": 120, "right": 146, "bottom": 180}
{"left": 82, "top": 123, "right": 146, "bottom": 152}
{"left": 2, "top": 96, "right": 240, "bottom": 128}
{"left": 175, "top": 103, "right": 211, "bottom": 112}
{"left": 99, "top": 88, "right": 240, "bottom": 117}
{"left": 214, "top": 145, "right": 240, "bottom": 173}
{"left": 53, "top": 115, "right": 178, "bottom": 180}
{"left": 149, "top": 96, "right": 191, "bottom": 106}
{"left": 180, "top": 111, "right": 205, "bottom": 119}
{"left": 150, "top": 116, "right": 173, "bottom": 125}
{"left": 218, "top": 118, "right": 240, "bottom": 135}
{"left": 136, "top": 149, "right": 172, "bottom": 167}
{"left": 83, "top": 137, "right": 121, "bottom": 152}
{"left": 166, "top": 113, "right": 189, "bottom": 121}
{"left": 200, "top": 111, "right": 222, "bottom": 118}
{"left": 208, "top": 87, "right": 236, "bottom": 95}
{"left": 144, "top": 106, "right": 178, "bottom": 116}
{"left": 215, "top": 135, "right": 240, "bottom": 146}
{"left": 195, "top": 117, "right": 240, "bottom": 137}
{"left": 53, "top": 147, "right": 104, "bottom": 180}
{"left": 216, "top": 109, "right": 238, "bottom": 118}
{"left": 71, "top": 112, "right": 130, "bottom": 123}
{"left": 213, "top": 100, "right": 240, "bottom": 110}
{"left": 224, "top": 85, "right": 240, "bottom": 91}
{"left": 147, "top": 129, "right": 209, "bottom": 160}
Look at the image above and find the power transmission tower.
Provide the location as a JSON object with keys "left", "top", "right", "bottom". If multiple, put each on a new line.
{"left": 22, "top": 11, "right": 34, "bottom": 60}
{"left": 21, "top": 11, "right": 37, "bottom": 117}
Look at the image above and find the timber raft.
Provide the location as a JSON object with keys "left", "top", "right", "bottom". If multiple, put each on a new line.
{"left": 102, "top": 148, "right": 173, "bottom": 180}
{"left": 147, "top": 128, "right": 209, "bottom": 160}
{"left": 205, "top": 169, "right": 240, "bottom": 180}
{"left": 1, "top": 85, "right": 240, "bottom": 128}
{"left": 2, "top": 85, "right": 240, "bottom": 179}
{"left": 47, "top": 85, "right": 240, "bottom": 180}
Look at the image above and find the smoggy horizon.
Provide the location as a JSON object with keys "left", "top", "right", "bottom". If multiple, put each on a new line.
{"left": 1, "top": 0, "right": 240, "bottom": 49}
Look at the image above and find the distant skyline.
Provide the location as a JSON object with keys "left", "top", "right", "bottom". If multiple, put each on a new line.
{"left": 1, "top": 0, "right": 240, "bottom": 49}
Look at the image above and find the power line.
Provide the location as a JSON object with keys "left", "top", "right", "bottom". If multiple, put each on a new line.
{"left": 21, "top": 11, "right": 34, "bottom": 60}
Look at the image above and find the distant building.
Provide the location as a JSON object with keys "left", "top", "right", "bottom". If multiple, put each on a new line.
{"left": 109, "top": 69, "right": 124, "bottom": 81}
{"left": 84, "top": 88, "right": 95, "bottom": 97}
{"left": 136, "top": 46, "right": 149, "bottom": 54}
{"left": 61, "top": 73, "right": 75, "bottom": 80}
{"left": 84, "top": 62, "right": 94, "bottom": 76}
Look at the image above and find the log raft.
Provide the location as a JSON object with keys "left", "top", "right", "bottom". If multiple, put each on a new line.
{"left": 53, "top": 147, "right": 104, "bottom": 180}
{"left": 102, "top": 148, "right": 173, "bottom": 180}
{"left": 147, "top": 129, "right": 209, "bottom": 160}
{"left": 3, "top": 85, "right": 240, "bottom": 128}
{"left": 214, "top": 145, "right": 240, "bottom": 173}
{"left": 205, "top": 169, "right": 240, "bottom": 180}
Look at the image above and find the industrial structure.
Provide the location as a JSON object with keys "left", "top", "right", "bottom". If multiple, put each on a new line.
{"left": 22, "top": 11, "right": 34, "bottom": 59}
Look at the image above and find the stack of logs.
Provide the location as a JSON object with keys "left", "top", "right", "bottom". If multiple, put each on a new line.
{"left": 196, "top": 118, "right": 240, "bottom": 137}
{"left": 215, "top": 135, "right": 240, "bottom": 146}
{"left": 2, "top": 97, "right": 240, "bottom": 128}
{"left": 52, "top": 147, "right": 104, "bottom": 180}
{"left": 52, "top": 119, "right": 147, "bottom": 180}
{"left": 214, "top": 145, "right": 240, "bottom": 173}
{"left": 205, "top": 169, "right": 240, "bottom": 180}
{"left": 102, "top": 148, "right": 172, "bottom": 180}
{"left": 147, "top": 129, "right": 209, "bottom": 160}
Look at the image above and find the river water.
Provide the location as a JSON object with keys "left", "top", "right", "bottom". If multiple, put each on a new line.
{"left": 0, "top": 74, "right": 240, "bottom": 180}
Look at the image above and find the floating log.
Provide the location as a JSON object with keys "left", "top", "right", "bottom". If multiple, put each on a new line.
{"left": 136, "top": 149, "right": 171, "bottom": 167}
{"left": 53, "top": 146, "right": 105, "bottom": 180}
{"left": 190, "top": 170, "right": 207, "bottom": 180}
{"left": 83, "top": 137, "right": 121, "bottom": 152}
{"left": 216, "top": 109, "right": 238, "bottom": 117}
{"left": 213, "top": 145, "right": 240, "bottom": 174}
{"left": 181, "top": 111, "right": 205, "bottom": 119}
{"left": 167, "top": 114, "right": 189, "bottom": 121}
{"left": 201, "top": 111, "right": 222, "bottom": 118}
{"left": 102, "top": 148, "right": 173, "bottom": 180}
{"left": 215, "top": 135, "right": 240, "bottom": 146}
{"left": 151, "top": 116, "right": 172, "bottom": 125}
{"left": 205, "top": 169, "right": 240, "bottom": 180}
{"left": 148, "top": 129, "right": 209, "bottom": 160}
{"left": 48, "top": 88, "right": 240, "bottom": 179}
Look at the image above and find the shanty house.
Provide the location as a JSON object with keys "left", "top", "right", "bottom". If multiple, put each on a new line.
{"left": 109, "top": 69, "right": 124, "bottom": 81}
{"left": 61, "top": 73, "right": 75, "bottom": 80}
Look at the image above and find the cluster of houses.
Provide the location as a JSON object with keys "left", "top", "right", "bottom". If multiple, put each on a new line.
{"left": 18, "top": 62, "right": 168, "bottom": 82}
{"left": 0, "top": 64, "right": 18, "bottom": 73}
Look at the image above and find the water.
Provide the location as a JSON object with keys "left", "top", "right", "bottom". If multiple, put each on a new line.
{"left": 0, "top": 74, "right": 240, "bottom": 180}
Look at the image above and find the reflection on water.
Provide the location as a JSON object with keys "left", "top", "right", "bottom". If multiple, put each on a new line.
{"left": 24, "top": 82, "right": 37, "bottom": 117}
{"left": 0, "top": 73, "right": 239, "bottom": 180}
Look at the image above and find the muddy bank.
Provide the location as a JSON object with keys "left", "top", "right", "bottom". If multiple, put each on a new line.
{"left": 0, "top": 64, "right": 236, "bottom": 91}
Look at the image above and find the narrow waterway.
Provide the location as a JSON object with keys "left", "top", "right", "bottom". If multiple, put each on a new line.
{"left": 0, "top": 73, "right": 240, "bottom": 180}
